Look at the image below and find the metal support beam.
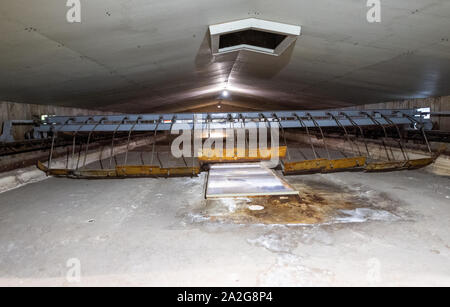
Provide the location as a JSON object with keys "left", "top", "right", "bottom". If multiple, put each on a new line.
{"left": 33, "top": 109, "right": 430, "bottom": 134}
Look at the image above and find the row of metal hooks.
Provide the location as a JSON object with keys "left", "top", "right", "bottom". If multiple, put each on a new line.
{"left": 46, "top": 111, "right": 433, "bottom": 173}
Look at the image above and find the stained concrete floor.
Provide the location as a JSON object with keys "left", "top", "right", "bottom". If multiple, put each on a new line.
{"left": 0, "top": 168, "right": 449, "bottom": 286}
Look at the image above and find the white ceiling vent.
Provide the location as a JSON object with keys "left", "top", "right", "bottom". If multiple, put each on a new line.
{"left": 209, "top": 18, "right": 301, "bottom": 56}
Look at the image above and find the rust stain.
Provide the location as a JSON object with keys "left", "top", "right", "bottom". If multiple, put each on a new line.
{"left": 205, "top": 180, "right": 360, "bottom": 225}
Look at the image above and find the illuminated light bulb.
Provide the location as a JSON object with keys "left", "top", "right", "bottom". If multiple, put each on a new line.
{"left": 221, "top": 90, "right": 229, "bottom": 97}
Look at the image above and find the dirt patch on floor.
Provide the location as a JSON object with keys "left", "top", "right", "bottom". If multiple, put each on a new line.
{"left": 198, "top": 174, "right": 403, "bottom": 225}
{"left": 207, "top": 192, "right": 352, "bottom": 224}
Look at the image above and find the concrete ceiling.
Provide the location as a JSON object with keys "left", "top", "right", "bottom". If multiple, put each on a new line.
{"left": 0, "top": 0, "right": 450, "bottom": 113}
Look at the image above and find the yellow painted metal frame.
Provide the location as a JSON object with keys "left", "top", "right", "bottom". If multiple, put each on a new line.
{"left": 198, "top": 146, "right": 287, "bottom": 163}
{"left": 283, "top": 157, "right": 436, "bottom": 175}
{"left": 364, "top": 157, "right": 435, "bottom": 172}
{"left": 37, "top": 161, "right": 72, "bottom": 176}
{"left": 364, "top": 138, "right": 444, "bottom": 172}
{"left": 283, "top": 156, "right": 367, "bottom": 175}
{"left": 115, "top": 165, "right": 200, "bottom": 177}
{"left": 326, "top": 156, "right": 367, "bottom": 171}
{"left": 37, "top": 161, "right": 199, "bottom": 178}
{"left": 283, "top": 158, "right": 329, "bottom": 174}
{"left": 73, "top": 169, "right": 119, "bottom": 178}
{"left": 364, "top": 161, "right": 406, "bottom": 172}
{"left": 283, "top": 155, "right": 435, "bottom": 175}
{"left": 406, "top": 157, "right": 435, "bottom": 169}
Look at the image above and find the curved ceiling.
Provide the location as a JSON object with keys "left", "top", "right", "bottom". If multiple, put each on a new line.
{"left": 0, "top": 0, "right": 450, "bottom": 113}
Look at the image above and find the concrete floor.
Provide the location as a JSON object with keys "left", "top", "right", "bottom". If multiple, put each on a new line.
{"left": 0, "top": 169, "right": 449, "bottom": 286}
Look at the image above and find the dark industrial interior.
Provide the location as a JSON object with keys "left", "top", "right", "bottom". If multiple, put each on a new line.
{"left": 0, "top": 0, "right": 449, "bottom": 287}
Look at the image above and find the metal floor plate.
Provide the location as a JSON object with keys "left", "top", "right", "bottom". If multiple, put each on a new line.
{"left": 206, "top": 163, "right": 299, "bottom": 198}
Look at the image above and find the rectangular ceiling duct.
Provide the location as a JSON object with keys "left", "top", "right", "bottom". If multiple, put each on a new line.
{"left": 209, "top": 18, "right": 301, "bottom": 56}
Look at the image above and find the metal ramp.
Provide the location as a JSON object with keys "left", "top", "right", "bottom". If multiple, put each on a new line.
{"left": 205, "top": 163, "right": 298, "bottom": 198}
